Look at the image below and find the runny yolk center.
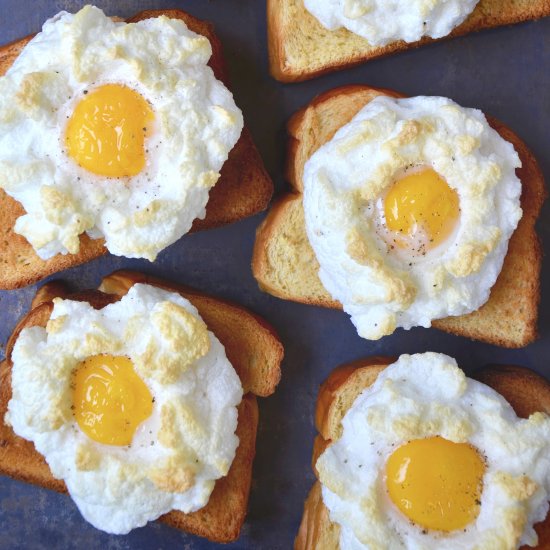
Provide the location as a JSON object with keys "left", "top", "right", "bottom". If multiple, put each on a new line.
{"left": 385, "top": 436, "right": 485, "bottom": 532}
{"left": 65, "top": 84, "right": 154, "bottom": 178}
{"left": 72, "top": 355, "right": 153, "bottom": 446}
{"left": 383, "top": 168, "right": 460, "bottom": 252}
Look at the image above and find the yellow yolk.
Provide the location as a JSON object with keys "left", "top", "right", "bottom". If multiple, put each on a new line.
{"left": 72, "top": 355, "right": 153, "bottom": 446}
{"left": 386, "top": 436, "right": 485, "bottom": 532}
{"left": 384, "top": 168, "right": 460, "bottom": 252}
{"left": 65, "top": 84, "right": 154, "bottom": 177}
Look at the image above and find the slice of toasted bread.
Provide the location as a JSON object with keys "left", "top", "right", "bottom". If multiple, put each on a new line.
{"left": 268, "top": 0, "right": 550, "bottom": 82}
{"left": 0, "top": 272, "right": 284, "bottom": 542}
{"left": 295, "top": 359, "right": 550, "bottom": 549}
{"left": 0, "top": 9, "right": 273, "bottom": 290}
{"left": 252, "top": 85, "right": 547, "bottom": 348}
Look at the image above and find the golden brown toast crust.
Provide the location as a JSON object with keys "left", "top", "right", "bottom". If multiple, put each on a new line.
{"left": 0, "top": 9, "right": 273, "bottom": 290}
{"left": 268, "top": 0, "right": 550, "bottom": 82}
{"left": 0, "top": 274, "right": 284, "bottom": 542}
{"left": 296, "top": 360, "right": 550, "bottom": 549}
{"left": 296, "top": 481, "right": 341, "bottom": 550}
{"left": 252, "top": 85, "right": 547, "bottom": 348}
{"left": 314, "top": 357, "right": 394, "bottom": 441}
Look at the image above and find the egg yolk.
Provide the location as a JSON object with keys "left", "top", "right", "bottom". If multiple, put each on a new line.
{"left": 384, "top": 168, "right": 460, "bottom": 252}
{"left": 385, "top": 437, "right": 485, "bottom": 532}
{"left": 65, "top": 84, "right": 154, "bottom": 178}
{"left": 72, "top": 355, "right": 153, "bottom": 446}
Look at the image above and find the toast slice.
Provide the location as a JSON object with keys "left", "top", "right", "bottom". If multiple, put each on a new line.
{"left": 0, "top": 9, "right": 273, "bottom": 290}
{"left": 0, "top": 271, "right": 284, "bottom": 542}
{"left": 268, "top": 0, "right": 550, "bottom": 82}
{"left": 252, "top": 85, "right": 547, "bottom": 348}
{"left": 295, "top": 358, "right": 550, "bottom": 549}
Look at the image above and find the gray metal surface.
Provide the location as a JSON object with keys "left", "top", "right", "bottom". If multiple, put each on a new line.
{"left": 0, "top": 1, "right": 549, "bottom": 549}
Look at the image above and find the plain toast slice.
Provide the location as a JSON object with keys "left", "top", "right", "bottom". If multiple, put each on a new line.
{"left": 0, "top": 272, "right": 284, "bottom": 542}
{"left": 0, "top": 9, "right": 273, "bottom": 290}
{"left": 268, "top": 0, "right": 550, "bottom": 82}
{"left": 252, "top": 85, "right": 546, "bottom": 348}
{"left": 295, "top": 358, "right": 550, "bottom": 549}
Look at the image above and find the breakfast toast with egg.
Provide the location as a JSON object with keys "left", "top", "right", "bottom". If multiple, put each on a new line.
{"left": 268, "top": 0, "right": 550, "bottom": 82}
{"left": 0, "top": 9, "right": 273, "bottom": 290}
{"left": 0, "top": 270, "right": 284, "bottom": 542}
{"left": 252, "top": 85, "right": 546, "bottom": 348}
{"left": 295, "top": 357, "right": 550, "bottom": 549}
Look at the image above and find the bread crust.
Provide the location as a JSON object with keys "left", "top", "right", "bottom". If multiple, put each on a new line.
{"left": 0, "top": 273, "right": 284, "bottom": 542}
{"left": 0, "top": 9, "right": 273, "bottom": 290}
{"left": 252, "top": 84, "right": 547, "bottom": 348}
{"left": 252, "top": 193, "right": 341, "bottom": 308}
{"left": 268, "top": 0, "right": 550, "bottom": 82}
{"left": 295, "top": 481, "right": 341, "bottom": 550}
{"left": 314, "top": 357, "right": 394, "bottom": 440}
{"left": 296, "top": 360, "right": 550, "bottom": 549}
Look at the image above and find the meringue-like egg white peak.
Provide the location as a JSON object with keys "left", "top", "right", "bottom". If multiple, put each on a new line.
{"left": 303, "top": 95, "right": 523, "bottom": 340}
{"left": 5, "top": 283, "right": 244, "bottom": 534}
{"left": 0, "top": 5, "right": 244, "bottom": 261}
{"left": 316, "top": 353, "right": 550, "bottom": 549}
{"left": 303, "top": 0, "right": 480, "bottom": 46}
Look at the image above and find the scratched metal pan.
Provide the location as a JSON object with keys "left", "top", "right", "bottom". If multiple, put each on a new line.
{"left": 0, "top": 1, "right": 549, "bottom": 549}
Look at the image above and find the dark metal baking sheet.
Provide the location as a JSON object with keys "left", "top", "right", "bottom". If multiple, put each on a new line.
{"left": 0, "top": 1, "right": 549, "bottom": 548}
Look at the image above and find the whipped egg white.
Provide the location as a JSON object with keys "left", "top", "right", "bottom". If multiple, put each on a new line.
{"left": 303, "top": 95, "right": 522, "bottom": 340}
{"left": 317, "top": 353, "right": 550, "bottom": 549}
{"left": 0, "top": 6, "right": 243, "bottom": 260}
{"left": 6, "top": 283, "right": 243, "bottom": 534}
